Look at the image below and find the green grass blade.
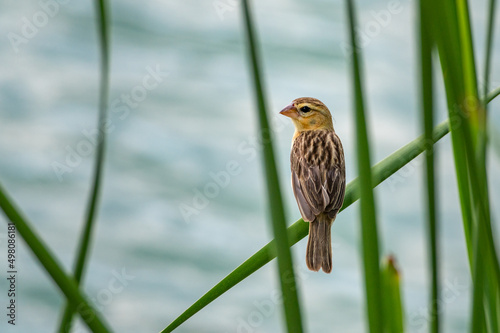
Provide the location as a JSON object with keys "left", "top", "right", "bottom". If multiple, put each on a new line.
{"left": 57, "top": 0, "right": 111, "bottom": 331}
{"left": 344, "top": 0, "right": 384, "bottom": 331}
{"left": 159, "top": 118, "right": 450, "bottom": 333}
{"left": 455, "top": 3, "right": 500, "bottom": 332}
{"left": 482, "top": 0, "right": 497, "bottom": 101}
{"left": 381, "top": 256, "right": 404, "bottom": 333}
{"left": 240, "top": 1, "right": 303, "bottom": 332}
{"left": 470, "top": 220, "right": 485, "bottom": 333}
{"left": 0, "top": 184, "right": 112, "bottom": 332}
{"left": 418, "top": 2, "right": 440, "bottom": 332}
{"left": 456, "top": 0, "right": 492, "bottom": 232}
{"left": 457, "top": 0, "right": 479, "bottom": 103}
{"left": 477, "top": 0, "right": 497, "bottom": 262}
{"left": 426, "top": 0, "right": 474, "bottom": 264}
{"left": 427, "top": 1, "right": 500, "bottom": 330}
{"left": 478, "top": 2, "right": 499, "bottom": 331}
{"left": 486, "top": 86, "right": 500, "bottom": 103}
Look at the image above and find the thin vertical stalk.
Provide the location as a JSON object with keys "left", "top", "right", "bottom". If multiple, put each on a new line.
{"left": 345, "top": 0, "right": 384, "bottom": 332}
{"left": 58, "top": 0, "right": 111, "bottom": 331}
{"left": 241, "top": 1, "right": 303, "bottom": 332}
{"left": 479, "top": 0, "right": 497, "bottom": 175}
{"left": 418, "top": 1, "right": 440, "bottom": 332}
{"left": 479, "top": 2, "right": 500, "bottom": 331}
{"left": 475, "top": 0, "right": 497, "bottom": 282}
{"left": 482, "top": 0, "right": 497, "bottom": 103}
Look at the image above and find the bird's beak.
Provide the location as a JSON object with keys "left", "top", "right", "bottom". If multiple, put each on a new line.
{"left": 279, "top": 103, "right": 299, "bottom": 119}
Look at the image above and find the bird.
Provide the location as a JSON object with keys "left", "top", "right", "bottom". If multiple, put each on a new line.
{"left": 280, "top": 97, "right": 345, "bottom": 273}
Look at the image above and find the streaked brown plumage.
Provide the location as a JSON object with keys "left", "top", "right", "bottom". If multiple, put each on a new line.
{"left": 280, "top": 97, "right": 345, "bottom": 273}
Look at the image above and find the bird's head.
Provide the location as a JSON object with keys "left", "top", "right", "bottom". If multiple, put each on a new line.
{"left": 280, "top": 97, "right": 334, "bottom": 133}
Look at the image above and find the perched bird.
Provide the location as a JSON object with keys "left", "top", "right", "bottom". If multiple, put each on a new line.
{"left": 280, "top": 97, "right": 345, "bottom": 273}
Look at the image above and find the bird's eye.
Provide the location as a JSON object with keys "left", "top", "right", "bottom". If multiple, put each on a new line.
{"left": 300, "top": 106, "right": 311, "bottom": 113}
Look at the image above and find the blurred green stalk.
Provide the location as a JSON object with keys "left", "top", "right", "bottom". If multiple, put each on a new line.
{"left": 58, "top": 0, "right": 111, "bottom": 331}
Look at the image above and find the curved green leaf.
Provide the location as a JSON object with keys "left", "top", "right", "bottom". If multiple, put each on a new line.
{"left": 160, "top": 119, "right": 450, "bottom": 333}
{"left": 0, "top": 185, "right": 112, "bottom": 332}
{"left": 487, "top": 86, "right": 500, "bottom": 103}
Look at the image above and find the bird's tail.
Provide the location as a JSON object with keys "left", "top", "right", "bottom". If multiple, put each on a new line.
{"left": 306, "top": 214, "right": 333, "bottom": 273}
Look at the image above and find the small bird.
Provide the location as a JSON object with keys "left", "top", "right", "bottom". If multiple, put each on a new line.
{"left": 280, "top": 97, "right": 345, "bottom": 273}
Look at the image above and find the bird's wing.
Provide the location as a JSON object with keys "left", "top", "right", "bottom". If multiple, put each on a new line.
{"left": 291, "top": 130, "right": 345, "bottom": 222}
{"left": 324, "top": 166, "right": 346, "bottom": 219}
{"left": 291, "top": 169, "right": 316, "bottom": 222}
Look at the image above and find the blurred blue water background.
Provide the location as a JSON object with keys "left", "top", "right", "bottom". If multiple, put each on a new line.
{"left": 0, "top": 0, "right": 499, "bottom": 332}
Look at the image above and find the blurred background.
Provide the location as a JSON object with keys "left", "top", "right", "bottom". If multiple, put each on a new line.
{"left": 0, "top": 0, "right": 499, "bottom": 332}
